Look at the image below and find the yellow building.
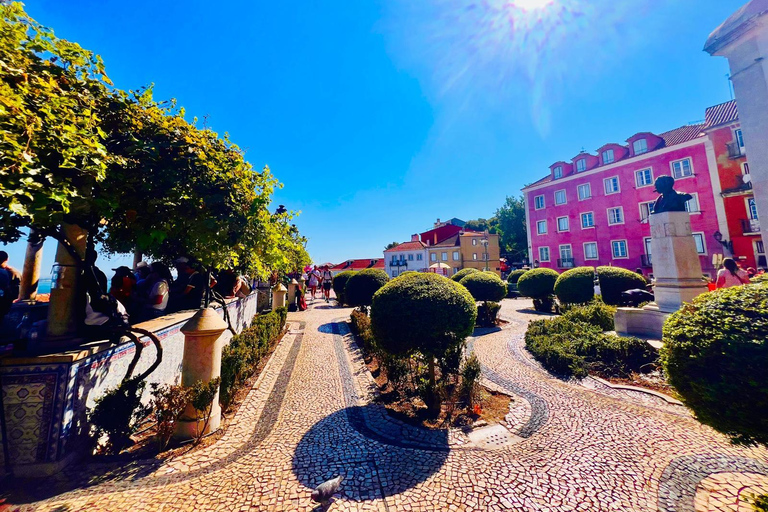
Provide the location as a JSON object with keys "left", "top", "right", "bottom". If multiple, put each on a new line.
{"left": 426, "top": 231, "right": 501, "bottom": 276}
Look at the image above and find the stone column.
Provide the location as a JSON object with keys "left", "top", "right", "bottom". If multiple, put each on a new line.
{"left": 132, "top": 250, "right": 143, "bottom": 269}
{"left": 47, "top": 224, "right": 87, "bottom": 338}
{"left": 18, "top": 230, "right": 44, "bottom": 301}
{"left": 649, "top": 211, "right": 708, "bottom": 313}
{"left": 175, "top": 308, "right": 226, "bottom": 440}
{"left": 272, "top": 283, "right": 287, "bottom": 310}
{"left": 286, "top": 279, "right": 297, "bottom": 307}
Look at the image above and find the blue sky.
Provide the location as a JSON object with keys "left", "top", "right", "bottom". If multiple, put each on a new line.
{"left": 5, "top": 0, "right": 743, "bottom": 274}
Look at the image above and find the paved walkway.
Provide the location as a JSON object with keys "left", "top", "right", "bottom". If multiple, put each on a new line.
{"left": 4, "top": 299, "right": 768, "bottom": 511}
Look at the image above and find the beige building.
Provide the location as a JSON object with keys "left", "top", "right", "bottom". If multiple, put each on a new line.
{"left": 426, "top": 231, "right": 501, "bottom": 276}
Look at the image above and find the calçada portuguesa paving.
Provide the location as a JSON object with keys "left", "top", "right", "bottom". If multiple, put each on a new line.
{"left": 3, "top": 299, "right": 768, "bottom": 511}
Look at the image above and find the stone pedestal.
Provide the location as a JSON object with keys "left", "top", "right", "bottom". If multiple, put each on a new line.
{"left": 286, "top": 280, "right": 298, "bottom": 307}
{"left": 19, "top": 230, "right": 44, "bottom": 301}
{"left": 649, "top": 211, "right": 708, "bottom": 313}
{"left": 174, "top": 308, "right": 226, "bottom": 440}
{"left": 272, "top": 284, "right": 287, "bottom": 309}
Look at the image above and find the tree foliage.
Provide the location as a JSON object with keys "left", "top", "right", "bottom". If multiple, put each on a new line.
{"left": 464, "top": 196, "right": 527, "bottom": 261}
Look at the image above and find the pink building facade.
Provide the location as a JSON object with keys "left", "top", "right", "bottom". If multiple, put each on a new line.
{"left": 523, "top": 123, "right": 725, "bottom": 277}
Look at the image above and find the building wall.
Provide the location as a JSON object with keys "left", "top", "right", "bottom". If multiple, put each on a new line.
{"left": 524, "top": 139, "right": 721, "bottom": 276}
{"left": 427, "top": 245, "right": 462, "bottom": 275}
{"left": 459, "top": 233, "right": 501, "bottom": 275}
{"left": 385, "top": 249, "right": 428, "bottom": 277}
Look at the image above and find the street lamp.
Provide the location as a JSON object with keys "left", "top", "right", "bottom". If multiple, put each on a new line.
{"left": 480, "top": 232, "right": 489, "bottom": 271}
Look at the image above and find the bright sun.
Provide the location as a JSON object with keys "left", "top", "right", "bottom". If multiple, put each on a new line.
{"left": 510, "top": 0, "right": 553, "bottom": 11}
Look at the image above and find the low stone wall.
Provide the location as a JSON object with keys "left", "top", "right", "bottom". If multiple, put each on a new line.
{"left": 0, "top": 293, "right": 259, "bottom": 477}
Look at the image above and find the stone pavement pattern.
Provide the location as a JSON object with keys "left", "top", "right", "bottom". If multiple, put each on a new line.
{"left": 3, "top": 299, "right": 768, "bottom": 511}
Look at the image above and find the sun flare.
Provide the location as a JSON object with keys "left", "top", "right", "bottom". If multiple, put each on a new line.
{"left": 509, "top": 0, "right": 554, "bottom": 12}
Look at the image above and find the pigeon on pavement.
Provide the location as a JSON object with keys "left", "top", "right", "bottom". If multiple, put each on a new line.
{"left": 311, "top": 475, "right": 344, "bottom": 505}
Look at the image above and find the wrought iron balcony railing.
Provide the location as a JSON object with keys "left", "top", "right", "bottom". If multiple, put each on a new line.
{"left": 557, "top": 258, "right": 575, "bottom": 269}
{"left": 727, "top": 141, "right": 745, "bottom": 158}
{"left": 742, "top": 218, "right": 761, "bottom": 234}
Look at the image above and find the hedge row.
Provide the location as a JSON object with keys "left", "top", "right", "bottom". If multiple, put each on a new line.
{"left": 220, "top": 307, "right": 287, "bottom": 409}
{"left": 332, "top": 271, "right": 355, "bottom": 306}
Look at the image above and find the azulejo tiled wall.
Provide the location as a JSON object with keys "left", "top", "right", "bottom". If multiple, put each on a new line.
{"left": 0, "top": 294, "right": 258, "bottom": 474}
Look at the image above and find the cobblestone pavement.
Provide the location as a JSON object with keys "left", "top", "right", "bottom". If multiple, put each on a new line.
{"left": 5, "top": 299, "right": 768, "bottom": 511}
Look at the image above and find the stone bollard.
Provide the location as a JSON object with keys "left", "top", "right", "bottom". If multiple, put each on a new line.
{"left": 175, "top": 308, "right": 227, "bottom": 440}
{"left": 286, "top": 279, "right": 298, "bottom": 307}
{"left": 272, "top": 283, "right": 287, "bottom": 309}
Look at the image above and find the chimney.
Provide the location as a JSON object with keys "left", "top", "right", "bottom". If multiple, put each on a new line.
{"left": 434, "top": 218, "right": 441, "bottom": 228}
{"left": 411, "top": 234, "right": 419, "bottom": 242}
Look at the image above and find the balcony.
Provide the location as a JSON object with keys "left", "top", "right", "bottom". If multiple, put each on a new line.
{"left": 390, "top": 260, "right": 409, "bottom": 267}
{"left": 557, "top": 258, "right": 575, "bottom": 269}
{"left": 742, "top": 218, "right": 761, "bottom": 235}
{"left": 641, "top": 254, "right": 652, "bottom": 267}
{"left": 727, "top": 141, "right": 745, "bottom": 159}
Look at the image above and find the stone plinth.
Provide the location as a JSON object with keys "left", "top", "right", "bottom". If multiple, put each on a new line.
{"left": 272, "top": 284, "right": 287, "bottom": 309}
{"left": 175, "top": 308, "right": 226, "bottom": 440}
{"left": 649, "top": 211, "right": 708, "bottom": 313}
{"left": 614, "top": 307, "right": 668, "bottom": 340}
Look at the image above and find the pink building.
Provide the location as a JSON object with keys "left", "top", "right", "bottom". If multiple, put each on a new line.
{"left": 522, "top": 121, "right": 725, "bottom": 277}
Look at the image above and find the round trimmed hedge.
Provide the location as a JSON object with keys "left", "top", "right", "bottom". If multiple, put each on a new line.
{"left": 451, "top": 268, "right": 479, "bottom": 282}
{"left": 661, "top": 282, "right": 768, "bottom": 446}
{"left": 370, "top": 272, "right": 477, "bottom": 357}
{"left": 345, "top": 269, "right": 389, "bottom": 308}
{"left": 460, "top": 272, "right": 507, "bottom": 303}
{"left": 596, "top": 266, "right": 647, "bottom": 306}
{"left": 554, "top": 266, "right": 595, "bottom": 305}
{"left": 332, "top": 271, "right": 355, "bottom": 305}
{"left": 518, "top": 268, "right": 559, "bottom": 300}
{"left": 507, "top": 269, "right": 527, "bottom": 284}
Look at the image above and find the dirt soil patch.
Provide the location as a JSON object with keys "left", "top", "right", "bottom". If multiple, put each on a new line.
{"left": 604, "top": 371, "right": 682, "bottom": 401}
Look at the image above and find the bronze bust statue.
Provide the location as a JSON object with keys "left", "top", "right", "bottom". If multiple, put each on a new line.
{"left": 651, "top": 175, "right": 692, "bottom": 214}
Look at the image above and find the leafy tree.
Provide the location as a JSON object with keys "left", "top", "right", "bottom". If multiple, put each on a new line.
{"left": 494, "top": 195, "right": 527, "bottom": 260}
{"left": 384, "top": 241, "right": 400, "bottom": 250}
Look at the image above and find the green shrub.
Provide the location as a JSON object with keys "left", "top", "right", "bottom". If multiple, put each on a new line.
{"left": 526, "top": 333, "right": 589, "bottom": 378}
{"left": 750, "top": 494, "right": 768, "bottom": 512}
{"left": 350, "top": 309, "right": 376, "bottom": 352}
{"left": 150, "top": 383, "right": 190, "bottom": 451}
{"left": 507, "top": 269, "right": 527, "bottom": 284}
{"left": 596, "top": 266, "right": 647, "bottom": 306}
{"left": 275, "top": 306, "right": 288, "bottom": 328}
{"left": 562, "top": 300, "right": 616, "bottom": 331}
{"left": 90, "top": 377, "right": 150, "bottom": 454}
{"left": 460, "top": 354, "right": 482, "bottom": 405}
{"left": 189, "top": 377, "right": 221, "bottom": 443}
{"left": 459, "top": 272, "right": 507, "bottom": 302}
{"left": 476, "top": 301, "right": 502, "bottom": 327}
{"left": 345, "top": 268, "right": 389, "bottom": 310}
{"left": 518, "top": 268, "right": 559, "bottom": 312}
{"left": 451, "top": 267, "right": 479, "bottom": 282}
{"left": 554, "top": 266, "right": 595, "bottom": 305}
{"left": 332, "top": 270, "right": 355, "bottom": 305}
{"left": 395, "top": 270, "right": 418, "bottom": 279}
{"left": 751, "top": 273, "right": 768, "bottom": 284}
{"left": 661, "top": 283, "right": 768, "bottom": 446}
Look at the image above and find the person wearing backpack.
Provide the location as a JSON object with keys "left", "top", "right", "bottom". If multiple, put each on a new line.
{"left": 0, "top": 251, "right": 21, "bottom": 322}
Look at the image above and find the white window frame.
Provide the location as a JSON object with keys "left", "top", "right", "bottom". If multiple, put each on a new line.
{"left": 604, "top": 176, "right": 620, "bottom": 195}
{"left": 537, "top": 220, "right": 547, "bottom": 235}
{"left": 534, "top": 195, "right": 545, "bottom": 210}
{"left": 639, "top": 201, "right": 654, "bottom": 223}
{"left": 576, "top": 159, "right": 587, "bottom": 172}
{"left": 633, "top": 138, "right": 648, "bottom": 155}
{"left": 748, "top": 197, "right": 759, "bottom": 220}
{"left": 408, "top": 254, "right": 414, "bottom": 261}
{"left": 756, "top": 240, "right": 765, "bottom": 254}
{"left": 581, "top": 212, "right": 595, "bottom": 229}
{"left": 583, "top": 242, "right": 598, "bottom": 260}
{"left": 685, "top": 193, "right": 700, "bottom": 214}
{"left": 602, "top": 149, "right": 614, "bottom": 164}
{"left": 453, "top": 251, "right": 460, "bottom": 261}
{"left": 559, "top": 244, "right": 573, "bottom": 262}
{"left": 441, "top": 252, "right": 448, "bottom": 261}
{"left": 635, "top": 168, "right": 653, "bottom": 188}
{"left": 671, "top": 157, "right": 694, "bottom": 179}
{"left": 553, "top": 166, "right": 563, "bottom": 179}
{"left": 735, "top": 128, "right": 745, "bottom": 151}
{"left": 416, "top": 254, "right": 423, "bottom": 261}
{"left": 430, "top": 253, "right": 437, "bottom": 262}
{"left": 692, "top": 232, "right": 707, "bottom": 255}
{"left": 607, "top": 206, "right": 625, "bottom": 226}
{"left": 577, "top": 183, "right": 591, "bottom": 201}
{"left": 472, "top": 239, "right": 477, "bottom": 246}
{"left": 538, "top": 246, "right": 550, "bottom": 262}
{"left": 472, "top": 253, "right": 478, "bottom": 260}
{"left": 555, "top": 189, "right": 567, "bottom": 205}
{"left": 611, "top": 239, "right": 629, "bottom": 259}
{"left": 556, "top": 216, "right": 570, "bottom": 232}
{"left": 743, "top": 162, "right": 750, "bottom": 175}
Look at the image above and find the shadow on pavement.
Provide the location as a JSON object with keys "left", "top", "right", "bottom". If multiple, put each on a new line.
{"left": 291, "top": 406, "right": 449, "bottom": 500}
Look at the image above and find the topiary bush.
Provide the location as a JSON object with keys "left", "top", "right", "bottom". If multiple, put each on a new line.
{"left": 345, "top": 268, "right": 389, "bottom": 311}
{"left": 561, "top": 300, "right": 616, "bottom": 331}
{"left": 459, "top": 272, "right": 507, "bottom": 326}
{"left": 661, "top": 282, "right": 768, "bottom": 446}
{"left": 554, "top": 266, "right": 595, "bottom": 305}
{"left": 751, "top": 273, "right": 768, "bottom": 284}
{"left": 332, "top": 270, "right": 355, "bottom": 306}
{"left": 518, "top": 268, "right": 559, "bottom": 312}
{"left": 596, "top": 266, "right": 648, "bottom": 306}
{"left": 507, "top": 269, "right": 527, "bottom": 284}
{"left": 451, "top": 267, "right": 479, "bottom": 282}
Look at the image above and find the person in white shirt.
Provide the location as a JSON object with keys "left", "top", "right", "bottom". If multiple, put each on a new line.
{"left": 716, "top": 258, "right": 750, "bottom": 289}
{"left": 143, "top": 262, "right": 173, "bottom": 319}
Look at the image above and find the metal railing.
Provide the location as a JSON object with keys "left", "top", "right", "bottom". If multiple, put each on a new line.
{"left": 727, "top": 141, "right": 745, "bottom": 158}
{"left": 742, "top": 218, "right": 761, "bottom": 234}
{"left": 557, "top": 258, "right": 575, "bottom": 268}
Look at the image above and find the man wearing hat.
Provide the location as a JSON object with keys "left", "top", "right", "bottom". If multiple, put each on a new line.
{"left": 169, "top": 257, "right": 208, "bottom": 312}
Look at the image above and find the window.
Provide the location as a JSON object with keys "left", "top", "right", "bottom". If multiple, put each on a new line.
{"left": 735, "top": 129, "right": 745, "bottom": 151}
{"left": 671, "top": 158, "right": 693, "bottom": 179}
{"left": 635, "top": 168, "right": 653, "bottom": 187}
{"left": 743, "top": 162, "right": 750, "bottom": 175}
{"left": 400, "top": 254, "right": 405, "bottom": 261}
{"left": 534, "top": 195, "right": 545, "bottom": 209}
{"left": 472, "top": 239, "right": 477, "bottom": 246}
{"left": 748, "top": 198, "right": 759, "bottom": 220}
{"left": 608, "top": 207, "right": 624, "bottom": 225}
{"left": 644, "top": 237, "right": 652, "bottom": 257}
{"left": 576, "top": 159, "right": 587, "bottom": 172}
{"left": 441, "top": 252, "right": 448, "bottom": 261}
{"left": 555, "top": 190, "right": 567, "bottom": 205}
{"left": 553, "top": 165, "right": 563, "bottom": 179}
{"left": 416, "top": 254, "right": 423, "bottom": 261}
{"left": 604, "top": 176, "right": 620, "bottom": 194}
{"left": 537, "top": 220, "right": 547, "bottom": 235}
{"left": 757, "top": 240, "right": 765, "bottom": 254}
{"left": 602, "top": 149, "right": 614, "bottom": 164}
{"left": 559, "top": 244, "right": 573, "bottom": 263}
{"left": 557, "top": 216, "right": 569, "bottom": 232}
{"left": 611, "top": 240, "right": 628, "bottom": 258}
{"left": 473, "top": 253, "right": 478, "bottom": 260}
{"left": 430, "top": 253, "right": 437, "bottom": 262}
{"left": 453, "top": 251, "right": 460, "bottom": 261}
{"left": 633, "top": 138, "right": 648, "bottom": 155}
{"left": 581, "top": 212, "right": 595, "bottom": 229}
{"left": 692, "top": 233, "right": 706, "bottom": 254}
{"left": 578, "top": 183, "right": 591, "bottom": 200}
{"left": 408, "top": 254, "right": 414, "bottom": 261}
{"left": 539, "top": 246, "right": 550, "bottom": 262}
{"left": 640, "top": 201, "right": 655, "bottom": 222}
{"left": 584, "top": 242, "right": 598, "bottom": 260}
{"left": 391, "top": 256, "right": 397, "bottom": 263}
{"left": 685, "top": 193, "right": 699, "bottom": 213}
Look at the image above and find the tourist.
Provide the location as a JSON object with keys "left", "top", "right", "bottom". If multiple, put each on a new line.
{"left": 110, "top": 266, "right": 140, "bottom": 317}
{"left": 308, "top": 266, "right": 320, "bottom": 300}
{"left": 84, "top": 266, "right": 129, "bottom": 342}
{"left": 0, "top": 251, "right": 21, "bottom": 322}
{"left": 747, "top": 267, "right": 757, "bottom": 279}
{"left": 143, "top": 262, "right": 173, "bottom": 319}
{"left": 134, "top": 261, "right": 151, "bottom": 299}
{"left": 215, "top": 269, "right": 239, "bottom": 298}
{"left": 715, "top": 258, "right": 750, "bottom": 289}
{"left": 169, "top": 257, "right": 208, "bottom": 311}
{"left": 321, "top": 266, "right": 333, "bottom": 302}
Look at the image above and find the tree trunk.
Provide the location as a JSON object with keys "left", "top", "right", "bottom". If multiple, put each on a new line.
{"left": 19, "top": 230, "right": 44, "bottom": 301}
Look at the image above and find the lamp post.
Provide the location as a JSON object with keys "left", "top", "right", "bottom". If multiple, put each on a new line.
{"left": 480, "top": 233, "right": 489, "bottom": 271}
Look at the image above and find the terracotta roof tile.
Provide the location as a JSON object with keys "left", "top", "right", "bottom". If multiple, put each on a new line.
{"left": 384, "top": 241, "right": 427, "bottom": 252}
{"left": 659, "top": 123, "right": 705, "bottom": 147}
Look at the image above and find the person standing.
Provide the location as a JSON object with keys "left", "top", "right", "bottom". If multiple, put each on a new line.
{"left": 308, "top": 266, "right": 320, "bottom": 301}
{"left": 716, "top": 258, "right": 750, "bottom": 289}
{"left": 321, "top": 266, "right": 333, "bottom": 303}
{"left": 0, "top": 251, "right": 21, "bottom": 322}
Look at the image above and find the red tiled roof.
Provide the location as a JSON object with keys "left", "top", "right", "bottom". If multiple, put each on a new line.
{"left": 330, "top": 258, "right": 382, "bottom": 271}
{"left": 704, "top": 100, "right": 738, "bottom": 129}
{"left": 659, "top": 123, "right": 705, "bottom": 147}
{"left": 384, "top": 241, "right": 427, "bottom": 252}
{"left": 432, "top": 234, "right": 460, "bottom": 247}
{"left": 372, "top": 259, "right": 385, "bottom": 269}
